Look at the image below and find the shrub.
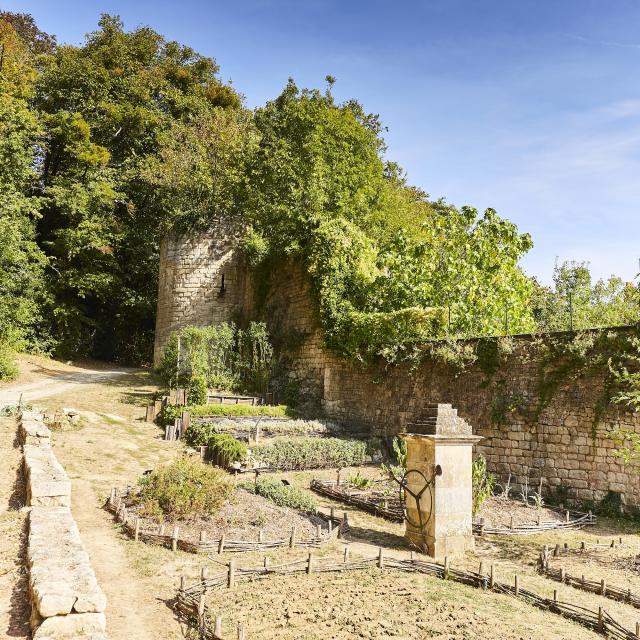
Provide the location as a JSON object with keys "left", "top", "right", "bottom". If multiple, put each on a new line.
{"left": 187, "top": 375, "right": 208, "bottom": 406}
{"left": 0, "top": 343, "right": 18, "bottom": 381}
{"left": 156, "top": 322, "right": 273, "bottom": 394}
{"left": 138, "top": 456, "right": 233, "bottom": 520}
{"left": 208, "top": 434, "right": 247, "bottom": 467}
{"left": 251, "top": 437, "right": 367, "bottom": 470}
{"left": 240, "top": 477, "right": 316, "bottom": 513}
{"left": 158, "top": 403, "right": 290, "bottom": 427}
{"left": 472, "top": 455, "right": 495, "bottom": 516}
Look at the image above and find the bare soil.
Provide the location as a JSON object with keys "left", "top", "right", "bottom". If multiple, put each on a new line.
{"left": 5, "top": 354, "right": 640, "bottom": 639}
{"left": 477, "top": 496, "right": 565, "bottom": 528}
{"left": 207, "top": 565, "right": 600, "bottom": 640}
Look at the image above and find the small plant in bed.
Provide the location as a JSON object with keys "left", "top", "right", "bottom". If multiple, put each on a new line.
{"left": 137, "top": 456, "right": 234, "bottom": 520}
{"left": 240, "top": 478, "right": 317, "bottom": 513}
{"left": 158, "top": 403, "right": 290, "bottom": 427}
{"left": 207, "top": 434, "right": 247, "bottom": 467}
{"left": 251, "top": 437, "right": 367, "bottom": 470}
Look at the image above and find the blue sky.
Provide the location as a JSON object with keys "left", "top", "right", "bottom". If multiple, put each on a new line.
{"left": 5, "top": 0, "right": 640, "bottom": 284}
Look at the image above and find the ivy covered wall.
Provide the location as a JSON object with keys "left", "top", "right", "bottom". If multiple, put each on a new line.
{"left": 254, "top": 261, "right": 640, "bottom": 511}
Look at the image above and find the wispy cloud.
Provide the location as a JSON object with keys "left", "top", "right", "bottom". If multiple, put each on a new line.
{"left": 564, "top": 33, "right": 640, "bottom": 50}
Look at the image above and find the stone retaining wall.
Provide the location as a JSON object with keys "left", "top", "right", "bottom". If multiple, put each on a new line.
{"left": 19, "top": 410, "right": 107, "bottom": 639}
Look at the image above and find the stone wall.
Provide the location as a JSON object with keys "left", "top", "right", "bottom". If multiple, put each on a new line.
{"left": 255, "top": 264, "right": 640, "bottom": 510}
{"left": 19, "top": 410, "right": 107, "bottom": 639}
{"left": 153, "top": 223, "right": 247, "bottom": 364}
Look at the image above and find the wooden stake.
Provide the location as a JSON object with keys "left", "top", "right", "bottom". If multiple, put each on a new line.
{"left": 343, "top": 546, "right": 349, "bottom": 562}
{"left": 601, "top": 579, "right": 606, "bottom": 596}
{"left": 307, "top": 553, "right": 314, "bottom": 574}
{"left": 110, "top": 487, "right": 116, "bottom": 505}
{"left": 478, "top": 561, "right": 484, "bottom": 576}
{"left": 219, "top": 534, "right": 225, "bottom": 554}
{"left": 180, "top": 575, "right": 185, "bottom": 590}
{"left": 200, "top": 529, "right": 207, "bottom": 544}
{"left": 565, "top": 510, "right": 570, "bottom": 522}
{"left": 289, "top": 526, "right": 296, "bottom": 548}
{"left": 228, "top": 560, "right": 236, "bottom": 588}
{"left": 316, "top": 524, "right": 322, "bottom": 539}
{"left": 560, "top": 567, "right": 565, "bottom": 583}
{"left": 598, "top": 606, "right": 603, "bottom": 631}
{"left": 264, "top": 556, "right": 269, "bottom": 570}
{"left": 510, "top": 515, "right": 514, "bottom": 530}
{"left": 378, "top": 547, "right": 384, "bottom": 569}
{"left": 553, "top": 543, "right": 560, "bottom": 557}
{"left": 258, "top": 528, "right": 264, "bottom": 542}
{"left": 336, "top": 469, "right": 341, "bottom": 486}
{"left": 553, "top": 589, "right": 557, "bottom": 602}
{"left": 201, "top": 566, "right": 208, "bottom": 585}
{"left": 172, "top": 526, "right": 179, "bottom": 552}
{"left": 214, "top": 616, "right": 222, "bottom": 637}
{"left": 490, "top": 564, "right": 495, "bottom": 589}
{"left": 635, "top": 621, "right": 639, "bottom": 639}
{"left": 198, "top": 594, "right": 205, "bottom": 629}
{"left": 444, "top": 556, "right": 450, "bottom": 579}
{"left": 514, "top": 575, "right": 519, "bottom": 597}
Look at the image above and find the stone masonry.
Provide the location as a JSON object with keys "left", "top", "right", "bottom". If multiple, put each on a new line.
{"left": 19, "top": 410, "right": 107, "bottom": 639}
{"left": 155, "top": 232, "right": 640, "bottom": 510}
{"left": 153, "top": 222, "right": 247, "bottom": 364}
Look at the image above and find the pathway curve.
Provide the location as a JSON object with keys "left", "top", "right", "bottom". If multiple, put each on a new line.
{"left": 0, "top": 367, "right": 135, "bottom": 407}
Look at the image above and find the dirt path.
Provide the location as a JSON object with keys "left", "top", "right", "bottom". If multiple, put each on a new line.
{"left": 71, "top": 480, "right": 176, "bottom": 640}
{"left": 0, "top": 417, "right": 30, "bottom": 639}
{"left": 0, "top": 367, "right": 135, "bottom": 406}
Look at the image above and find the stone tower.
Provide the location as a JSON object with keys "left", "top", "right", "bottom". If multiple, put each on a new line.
{"left": 153, "top": 221, "right": 247, "bottom": 365}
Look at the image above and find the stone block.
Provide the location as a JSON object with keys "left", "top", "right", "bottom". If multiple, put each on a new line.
{"left": 24, "top": 445, "right": 71, "bottom": 507}
{"left": 29, "top": 507, "right": 106, "bottom": 620}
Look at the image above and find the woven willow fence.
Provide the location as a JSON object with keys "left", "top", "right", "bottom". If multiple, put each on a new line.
{"left": 310, "top": 478, "right": 404, "bottom": 521}
{"left": 310, "top": 479, "right": 597, "bottom": 535}
{"left": 538, "top": 538, "right": 640, "bottom": 617}
{"left": 174, "top": 550, "right": 640, "bottom": 640}
{"left": 107, "top": 488, "right": 346, "bottom": 554}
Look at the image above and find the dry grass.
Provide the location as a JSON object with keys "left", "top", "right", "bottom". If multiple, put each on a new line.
{"left": 0, "top": 416, "right": 30, "bottom": 639}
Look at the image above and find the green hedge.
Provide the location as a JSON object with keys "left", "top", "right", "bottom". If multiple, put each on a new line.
{"left": 251, "top": 437, "right": 367, "bottom": 470}
{"left": 239, "top": 478, "right": 316, "bottom": 513}
{"left": 158, "top": 403, "right": 290, "bottom": 427}
{"left": 207, "top": 434, "right": 247, "bottom": 467}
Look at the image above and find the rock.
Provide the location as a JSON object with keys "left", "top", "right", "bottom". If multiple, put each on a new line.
{"left": 23, "top": 445, "right": 71, "bottom": 507}
{"left": 29, "top": 507, "right": 107, "bottom": 620}
{"left": 32, "top": 612, "right": 106, "bottom": 639}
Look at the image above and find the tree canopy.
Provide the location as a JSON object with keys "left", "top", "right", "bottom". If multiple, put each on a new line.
{"left": 0, "top": 13, "right": 637, "bottom": 377}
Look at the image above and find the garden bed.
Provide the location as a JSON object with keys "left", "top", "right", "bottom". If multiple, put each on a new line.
{"left": 119, "top": 488, "right": 326, "bottom": 544}
{"left": 311, "top": 479, "right": 595, "bottom": 534}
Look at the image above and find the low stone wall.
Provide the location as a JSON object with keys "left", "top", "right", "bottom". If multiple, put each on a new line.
{"left": 23, "top": 444, "right": 71, "bottom": 507}
{"left": 19, "top": 410, "right": 107, "bottom": 639}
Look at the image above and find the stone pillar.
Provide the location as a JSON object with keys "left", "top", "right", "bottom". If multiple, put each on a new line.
{"left": 403, "top": 403, "right": 481, "bottom": 559}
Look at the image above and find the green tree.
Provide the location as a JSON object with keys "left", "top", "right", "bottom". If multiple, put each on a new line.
{"left": 244, "top": 79, "right": 535, "bottom": 362}
{"left": 0, "top": 19, "right": 47, "bottom": 377}
{"left": 532, "top": 260, "right": 640, "bottom": 332}
{"left": 33, "top": 14, "right": 245, "bottom": 361}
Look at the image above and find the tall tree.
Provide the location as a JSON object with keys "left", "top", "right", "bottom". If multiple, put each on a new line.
{"left": 0, "top": 19, "right": 47, "bottom": 376}
{"left": 34, "top": 14, "right": 245, "bottom": 361}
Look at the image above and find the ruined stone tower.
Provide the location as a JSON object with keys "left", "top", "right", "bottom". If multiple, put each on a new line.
{"left": 153, "top": 221, "right": 247, "bottom": 365}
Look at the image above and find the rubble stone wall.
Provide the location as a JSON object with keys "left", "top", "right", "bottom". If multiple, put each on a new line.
{"left": 19, "top": 410, "right": 107, "bottom": 639}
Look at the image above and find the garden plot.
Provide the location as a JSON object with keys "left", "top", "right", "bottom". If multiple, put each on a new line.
{"left": 119, "top": 485, "right": 326, "bottom": 545}
{"left": 199, "top": 564, "right": 602, "bottom": 640}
